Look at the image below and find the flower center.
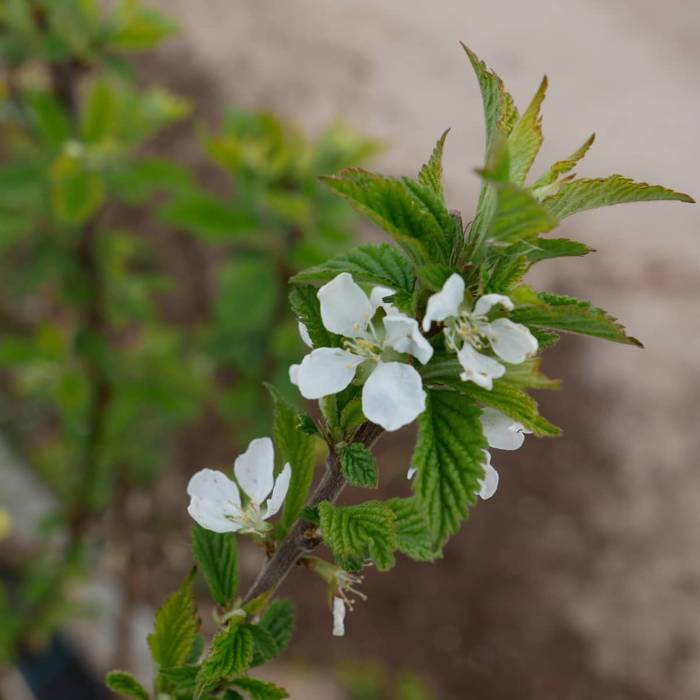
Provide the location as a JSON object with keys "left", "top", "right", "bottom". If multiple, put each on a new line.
{"left": 445, "top": 311, "right": 488, "bottom": 351}
{"left": 344, "top": 336, "right": 382, "bottom": 361}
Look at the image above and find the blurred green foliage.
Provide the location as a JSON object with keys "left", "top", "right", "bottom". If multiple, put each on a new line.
{"left": 0, "top": 0, "right": 374, "bottom": 662}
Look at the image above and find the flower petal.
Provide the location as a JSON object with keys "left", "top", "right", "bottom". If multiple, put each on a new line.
{"left": 188, "top": 497, "right": 242, "bottom": 533}
{"left": 264, "top": 463, "right": 291, "bottom": 518}
{"left": 422, "top": 273, "right": 464, "bottom": 331}
{"left": 369, "top": 285, "right": 395, "bottom": 312}
{"left": 298, "top": 322, "right": 313, "bottom": 348}
{"left": 289, "top": 363, "right": 300, "bottom": 386}
{"left": 234, "top": 437, "right": 275, "bottom": 504}
{"left": 407, "top": 466, "right": 417, "bottom": 480}
{"left": 332, "top": 596, "right": 346, "bottom": 636}
{"left": 297, "top": 348, "right": 364, "bottom": 399}
{"left": 473, "top": 293, "right": 514, "bottom": 316}
{"left": 480, "top": 407, "right": 528, "bottom": 450}
{"left": 487, "top": 318, "right": 538, "bottom": 364}
{"left": 318, "top": 272, "right": 372, "bottom": 338}
{"left": 361, "top": 361, "right": 426, "bottom": 431}
{"left": 382, "top": 314, "right": 434, "bottom": 365}
{"left": 478, "top": 450, "right": 499, "bottom": 500}
{"left": 457, "top": 344, "right": 505, "bottom": 390}
{"left": 187, "top": 468, "right": 241, "bottom": 509}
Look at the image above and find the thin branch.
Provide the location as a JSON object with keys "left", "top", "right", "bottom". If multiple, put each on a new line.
{"left": 243, "top": 421, "right": 383, "bottom": 604}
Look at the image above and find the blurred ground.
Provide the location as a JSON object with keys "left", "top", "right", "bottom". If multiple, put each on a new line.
{"left": 68, "top": 1, "right": 700, "bottom": 698}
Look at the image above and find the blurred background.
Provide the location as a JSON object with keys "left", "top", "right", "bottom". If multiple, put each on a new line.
{"left": 1, "top": 1, "right": 699, "bottom": 699}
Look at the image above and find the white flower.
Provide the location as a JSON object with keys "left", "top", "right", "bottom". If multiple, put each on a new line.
{"left": 332, "top": 596, "right": 346, "bottom": 637}
{"left": 480, "top": 407, "right": 531, "bottom": 451}
{"left": 294, "top": 273, "right": 433, "bottom": 432}
{"left": 477, "top": 409, "right": 532, "bottom": 500}
{"left": 187, "top": 437, "right": 291, "bottom": 535}
{"left": 422, "top": 273, "right": 538, "bottom": 390}
{"left": 478, "top": 450, "right": 499, "bottom": 500}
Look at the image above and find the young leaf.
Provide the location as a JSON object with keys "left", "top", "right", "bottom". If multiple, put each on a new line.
{"left": 511, "top": 291, "right": 642, "bottom": 346}
{"left": 249, "top": 624, "right": 279, "bottom": 667}
{"left": 267, "top": 385, "right": 318, "bottom": 529}
{"left": 417, "top": 263, "right": 454, "bottom": 292}
{"left": 531, "top": 133, "right": 596, "bottom": 195}
{"left": 291, "top": 243, "right": 415, "bottom": 294}
{"left": 105, "top": 670, "right": 149, "bottom": 700}
{"left": 340, "top": 443, "right": 378, "bottom": 489}
{"left": 417, "top": 129, "right": 449, "bottom": 201}
{"left": 321, "top": 168, "right": 451, "bottom": 264}
{"left": 50, "top": 153, "right": 105, "bottom": 225}
{"left": 191, "top": 524, "right": 239, "bottom": 608}
{"left": 318, "top": 501, "right": 397, "bottom": 571}
{"left": 524, "top": 237, "right": 593, "bottom": 264}
{"left": 233, "top": 677, "right": 289, "bottom": 700}
{"left": 412, "top": 390, "right": 487, "bottom": 546}
{"left": 543, "top": 174, "right": 694, "bottom": 219}
{"left": 159, "top": 665, "right": 198, "bottom": 690}
{"left": 508, "top": 76, "right": 547, "bottom": 186}
{"left": 111, "top": 2, "right": 178, "bottom": 52}
{"left": 289, "top": 285, "right": 341, "bottom": 348}
{"left": 386, "top": 498, "right": 440, "bottom": 562}
{"left": 195, "top": 623, "right": 254, "bottom": 699}
{"left": 258, "top": 599, "right": 294, "bottom": 656}
{"left": 148, "top": 572, "right": 199, "bottom": 670}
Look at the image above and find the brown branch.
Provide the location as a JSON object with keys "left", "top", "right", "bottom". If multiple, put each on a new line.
{"left": 243, "top": 421, "right": 383, "bottom": 604}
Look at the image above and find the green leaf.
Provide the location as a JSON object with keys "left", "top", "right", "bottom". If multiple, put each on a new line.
{"left": 291, "top": 243, "right": 415, "bottom": 294}
{"left": 159, "top": 665, "right": 198, "bottom": 690}
{"left": 289, "top": 285, "right": 341, "bottom": 348}
{"left": 502, "top": 358, "right": 560, "bottom": 391}
{"left": 318, "top": 501, "right": 397, "bottom": 572}
{"left": 257, "top": 599, "right": 294, "bottom": 656}
{"left": 148, "top": 572, "right": 199, "bottom": 670}
{"left": 417, "top": 263, "right": 454, "bottom": 292}
{"left": 82, "top": 78, "right": 120, "bottom": 143}
{"left": 417, "top": 129, "right": 449, "bottom": 201}
{"left": 386, "top": 498, "right": 440, "bottom": 562}
{"left": 111, "top": 0, "right": 178, "bottom": 52}
{"left": 340, "top": 443, "right": 378, "bottom": 489}
{"left": 524, "top": 237, "right": 593, "bottom": 264}
{"left": 49, "top": 152, "right": 104, "bottom": 225}
{"left": 458, "top": 380, "right": 560, "bottom": 437}
{"left": 158, "top": 193, "right": 257, "bottom": 241}
{"left": 27, "top": 92, "right": 71, "bottom": 149}
{"left": 322, "top": 168, "right": 452, "bottom": 264}
{"left": 508, "top": 76, "right": 547, "bottom": 186}
{"left": 191, "top": 524, "right": 239, "bottom": 608}
{"left": 249, "top": 624, "right": 279, "bottom": 667}
{"left": 412, "top": 390, "right": 487, "bottom": 546}
{"left": 109, "top": 157, "right": 195, "bottom": 204}
{"left": 195, "top": 623, "right": 254, "bottom": 699}
{"left": 233, "top": 677, "right": 289, "bottom": 700}
{"left": 511, "top": 291, "right": 642, "bottom": 346}
{"left": 485, "top": 179, "right": 558, "bottom": 244}
{"left": 543, "top": 174, "right": 694, "bottom": 219}
{"left": 105, "top": 670, "right": 149, "bottom": 700}
{"left": 531, "top": 133, "right": 596, "bottom": 196}
{"left": 267, "top": 385, "right": 318, "bottom": 529}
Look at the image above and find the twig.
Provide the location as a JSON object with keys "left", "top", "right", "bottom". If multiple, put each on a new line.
{"left": 243, "top": 421, "right": 383, "bottom": 604}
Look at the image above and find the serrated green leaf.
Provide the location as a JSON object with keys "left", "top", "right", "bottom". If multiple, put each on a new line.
{"left": 417, "top": 129, "right": 449, "bottom": 201}
{"left": 105, "top": 670, "right": 149, "bottom": 700}
{"left": 159, "top": 665, "right": 198, "bottom": 690}
{"left": 158, "top": 193, "right": 257, "bottom": 241}
{"left": 318, "top": 501, "right": 397, "bottom": 571}
{"left": 233, "top": 677, "right": 289, "bottom": 700}
{"left": 386, "top": 498, "right": 440, "bottom": 562}
{"left": 508, "top": 76, "right": 547, "bottom": 186}
{"left": 195, "top": 623, "right": 254, "bottom": 699}
{"left": 417, "top": 263, "right": 454, "bottom": 292}
{"left": 524, "top": 237, "right": 593, "bottom": 264}
{"left": 340, "top": 443, "right": 378, "bottom": 489}
{"left": 258, "top": 600, "right": 294, "bottom": 656}
{"left": 322, "top": 168, "right": 451, "bottom": 264}
{"left": 291, "top": 243, "right": 415, "bottom": 294}
{"left": 148, "top": 572, "right": 199, "bottom": 670}
{"left": 502, "top": 358, "right": 560, "bottom": 390}
{"left": 289, "top": 285, "right": 341, "bottom": 348}
{"left": 191, "top": 524, "right": 239, "bottom": 608}
{"left": 249, "top": 624, "right": 279, "bottom": 667}
{"left": 531, "top": 133, "right": 595, "bottom": 196}
{"left": 543, "top": 174, "right": 694, "bottom": 219}
{"left": 266, "top": 385, "right": 318, "bottom": 530}
{"left": 458, "top": 380, "right": 560, "bottom": 437}
{"left": 412, "top": 390, "right": 487, "bottom": 546}
{"left": 512, "top": 291, "right": 642, "bottom": 346}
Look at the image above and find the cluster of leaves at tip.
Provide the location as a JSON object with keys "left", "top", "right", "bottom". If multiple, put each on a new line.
{"left": 109, "top": 41, "right": 692, "bottom": 700}
{"left": 0, "top": 0, "right": 375, "bottom": 665}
